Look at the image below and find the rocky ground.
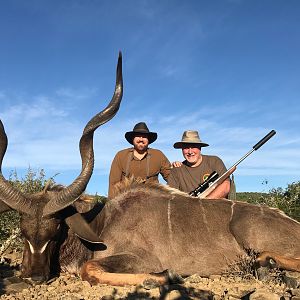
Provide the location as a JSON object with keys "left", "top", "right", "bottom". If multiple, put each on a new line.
{"left": 1, "top": 251, "right": 300, "bottom": 300}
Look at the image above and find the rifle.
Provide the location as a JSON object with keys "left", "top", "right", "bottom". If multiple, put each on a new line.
{"left": 189, "top": 171, "right": 219, "bottom": 197}
{"left": 198, "top": 130, "right": 276, "bottom": 198}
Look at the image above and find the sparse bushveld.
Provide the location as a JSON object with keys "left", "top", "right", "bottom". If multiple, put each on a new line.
{"left": 8, "top": 167, "right": 55, "bottom": 194}
{"left": 0, "top": 168, "right": 51, "bottom": 253}
{"left": 238, "top": 181, "right": 300, "bottom": 221}
{"left": 1, "top": 170, "right": 299, "bottom": 259}
{"left": 263, "top": 182, "right": 300, "bottom": 221}
{"left": 0, "top": 211, "right": 21, "bottom": 256}
{"left": 0, "top": 168, "right": 107, "bottom": 256}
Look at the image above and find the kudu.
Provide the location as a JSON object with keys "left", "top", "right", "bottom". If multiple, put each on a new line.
{"left": 1, "top": 53, "right": 300, "bottom": 287}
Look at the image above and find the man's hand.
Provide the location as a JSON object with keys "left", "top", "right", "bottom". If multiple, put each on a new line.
{"left": 172, "top": 161, "right": 182, "bottom": 168}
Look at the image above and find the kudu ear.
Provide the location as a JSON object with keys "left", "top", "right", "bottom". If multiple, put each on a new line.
{"left": 65, "top": 212, "right": 106, "bottom": 247}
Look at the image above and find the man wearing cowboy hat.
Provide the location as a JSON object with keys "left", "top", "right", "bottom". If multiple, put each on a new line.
{"left": 108, "top": 122, "right": 171, "bottom": 199}
{"left": 168, "top": 130, "right": 231, "bottom": 199}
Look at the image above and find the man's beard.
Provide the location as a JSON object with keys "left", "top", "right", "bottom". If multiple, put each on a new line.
{"left": 135, "top": 142, "right": 148, "bottom": 152}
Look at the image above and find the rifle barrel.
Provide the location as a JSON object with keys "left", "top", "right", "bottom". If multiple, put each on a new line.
{"left": 253, "top": 130, "right": 276, "bottom": 150}
{"left": 198, "top": 129, "right": 276, "bottom": 198}
{"left": 230, "top": 130, "right": 276, "bottom": 170}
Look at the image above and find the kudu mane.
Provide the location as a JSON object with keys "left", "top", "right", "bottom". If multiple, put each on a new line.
{"left": 113, "top": 176, "right": 188, "bottom": 199}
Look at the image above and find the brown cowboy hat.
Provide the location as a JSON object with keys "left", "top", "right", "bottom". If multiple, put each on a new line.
{"left": 173, "top": 130, "right": 209, "bottom": 149}
{"left": 125, "top": 122, "right": 157, "bottom": 145}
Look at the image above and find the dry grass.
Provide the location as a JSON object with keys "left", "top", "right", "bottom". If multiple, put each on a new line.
{"left": 223, "top": 248, "right": 283, "bottom": 285}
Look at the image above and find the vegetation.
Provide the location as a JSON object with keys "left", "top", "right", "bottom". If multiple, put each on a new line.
{"left": 237, "top": 181, "right": 300, "bottom": 221}
{"left": 0, "top": 168, "right": 299, "bottom": 258}
{"left": 235, "top": 191, "right": 268, "bottom": 203}
{"left": 8, "top": 167, "right": 56, "bottom": 194}
{"left": 0, "top": 168, "right": 53, "bottom": 254}
{"left": 0, "top": 168, "right": 110, "bottom": 256}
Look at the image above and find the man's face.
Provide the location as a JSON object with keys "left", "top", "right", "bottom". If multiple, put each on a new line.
{"left": 182, "top": 144, "right": 202, "bottom": 166}
{"left": 133, "top": 134, "right": 149, "bottom": 153}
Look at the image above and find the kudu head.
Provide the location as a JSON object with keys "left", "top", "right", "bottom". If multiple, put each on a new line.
{"left": 0, "top": 52, "right": 123, "bottom": 283}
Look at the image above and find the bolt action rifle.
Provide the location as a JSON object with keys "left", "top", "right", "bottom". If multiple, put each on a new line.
{"left": 191, "top": 130, "right": 276, "bottom": 198}
{"left": 189, "top": 171, "right": 219, "bottom": 197}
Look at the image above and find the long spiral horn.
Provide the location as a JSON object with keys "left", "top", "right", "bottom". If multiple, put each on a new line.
{"left": 43, "top": 52, "right": 123, "bottom": 216}
{"left": 0, "top": 120, "right": 33, "bottom": 214}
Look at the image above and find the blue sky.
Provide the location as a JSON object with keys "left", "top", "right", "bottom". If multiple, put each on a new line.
{"left": 0, "top": 0, "right": 299, "bottom": 196}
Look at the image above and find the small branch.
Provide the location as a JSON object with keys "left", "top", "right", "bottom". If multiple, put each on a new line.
{"left": 0, "top": 227, "right": 21, "bottom": 258}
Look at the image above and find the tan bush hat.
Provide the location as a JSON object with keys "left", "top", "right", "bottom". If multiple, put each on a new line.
{"left": 173, "top": 130, "right": 209, "bottom": 149}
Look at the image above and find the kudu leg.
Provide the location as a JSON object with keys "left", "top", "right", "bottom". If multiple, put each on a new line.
{"left": 257, "top": 251, "right": 300, "bottom": 272}
{"left": 81, "top": 259, "right": 166, "bottom": 286}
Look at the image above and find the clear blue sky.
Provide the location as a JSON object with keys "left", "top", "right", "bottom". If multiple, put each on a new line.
{"left": 0, "top": 0, "right": 299, "bottom": 196}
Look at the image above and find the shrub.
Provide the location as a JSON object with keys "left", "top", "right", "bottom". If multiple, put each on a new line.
{"left": 264, "top": 181, "right": 300, "bottom": 221}
{"left": 237, "top": 181, "right": 300, "bottom": 221}
{"left": 236, "top": 192, "right": 268, "bottom": 204}
{"left": 8, "top": 167, "right": 56, "bottom": 194}
{"left": 0, "top": 168, "right": 56, "bottom": 254}
{"left": 0, "top": 168, "right": 108, "bottom": 257}
{"left": 0, "top": 210, "right": 22, "bottom": 254}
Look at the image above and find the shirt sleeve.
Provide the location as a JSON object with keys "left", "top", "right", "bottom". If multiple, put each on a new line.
{"left": 167, "top": 169, "right": 180, "bottom": 189}
{"left": 159, "top": 152, "right": 171, "bottom": 181}
{"left": 214, "top": 156, "right": 230, "bottom": 181}
{"left": 108, "top": 152, "right": 123, "bottom": 199}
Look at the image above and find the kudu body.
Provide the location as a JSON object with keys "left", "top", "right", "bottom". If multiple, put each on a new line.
{"left": 1, "top": 53, "right": 300, "bottom": 286}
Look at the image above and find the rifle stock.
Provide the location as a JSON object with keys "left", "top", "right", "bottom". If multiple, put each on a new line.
{"left": 198, "top": 130, "right": 276, "bottom": 198}
{"left": 198, "top": 167, "right": 235, "bottom": 198}
{"left": 189, "top": 171, "right": 219, "bottom": 197}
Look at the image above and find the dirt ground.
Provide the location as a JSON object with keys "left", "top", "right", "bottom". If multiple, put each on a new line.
{"left": 0, "top": 251, "right": 298, "bottom": 300}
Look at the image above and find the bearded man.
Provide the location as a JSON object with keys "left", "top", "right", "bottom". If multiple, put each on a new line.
{"left": 108, "top": 122, "right": 171, "bottom": 199}
{"left": 168, "top": 130, "right": 231, "bottom": 199}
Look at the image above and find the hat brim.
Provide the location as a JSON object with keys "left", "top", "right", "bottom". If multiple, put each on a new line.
{"left": 125, "top": 132, "right": 157, "bottom": 145}
{"left": 173, "top": 142, "right": 209, "bottom": 149}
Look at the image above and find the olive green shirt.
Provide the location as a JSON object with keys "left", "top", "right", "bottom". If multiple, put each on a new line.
{"left": 167, "top": 155, "right": 228, "bottom": 194}
{"left": 108, "top": 148, "right": 171, "bottom": 199}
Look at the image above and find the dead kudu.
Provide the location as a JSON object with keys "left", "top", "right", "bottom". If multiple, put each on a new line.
{"left": 1, "top": 54, "right": 300, "bottom": 287}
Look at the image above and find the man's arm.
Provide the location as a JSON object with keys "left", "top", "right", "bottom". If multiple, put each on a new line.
{"left": 108, "top": 153, "right": 123, "bottom": 199}
{"left": 160, "top": 152, "right": 172, "bottom": 182}
{"left": 203, "top": 156, "right": 231, "bottom": 199}
{"left": 205, "top": 179, "right": 230, "bottom": 199}
{"left": 199, "top": 166, "right": 236, "bottom": 199}
{"left": 167, "top": 170, "right": 180, "bottom": 190}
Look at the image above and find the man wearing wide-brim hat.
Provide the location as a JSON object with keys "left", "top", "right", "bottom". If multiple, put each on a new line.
{"left": 168, "top": 130, "right": 231, "bottom": 199}
{"left": 108, "top": 122, "right": 171, "bottom": 199}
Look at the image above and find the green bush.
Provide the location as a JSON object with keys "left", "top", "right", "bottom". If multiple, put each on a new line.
{"left": 0, "top": 168, "right": 108, "bottom": 256}
{"left": 237, "top": 181, "right": 300, "bottom": 221}
{"left": 262, "top": 181, "right": 300, "bottom": 221}
{"left": 8, "top": 167, "right": 56, "bottom": 194}
{"left": 0, "top": 211, "right": 21, "bottom": 253}
{"left": 236, "top": 192, "right": 268, "bottom": 204}
{"left": 0, "top": 168, "right": 56, "bottom": 253}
